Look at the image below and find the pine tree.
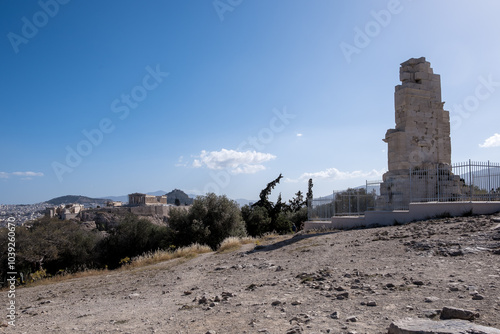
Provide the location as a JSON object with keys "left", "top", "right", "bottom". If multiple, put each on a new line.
{"left": 288, "top": 190, "right": 304, "bottom": 212}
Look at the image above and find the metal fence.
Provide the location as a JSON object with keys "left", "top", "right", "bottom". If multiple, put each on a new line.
{"left": 308, "top": 196, "right": 334, "bottom": 221}
{"left": 379, "top": 160, "right": 500, "bottom": 210}
{"left": 409, "top": 160, "right": 500, "bottom": 203}
{"left": 307, "top": 186, "right": 379, "bottom": 220}
{"left": 308, "top": 160, "right": 500, "bottom": 220}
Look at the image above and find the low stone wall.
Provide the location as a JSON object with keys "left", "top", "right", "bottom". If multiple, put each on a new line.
{"left": 304, "top": 201, "right": 500, "bottom": 230}
{"left": 409, "top": 201, "right": 500, "bottom": 218}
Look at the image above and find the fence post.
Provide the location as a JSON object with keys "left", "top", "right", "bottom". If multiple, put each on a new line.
{"left": 357, "top": 190, "right": 360, "bottom": 215}
{"left": 469, "top": 159, "right": 472, "bottom": 202}
{"left": 348, "top": 191, "right": 351, "bottom": 215}
{"left": 488, "top": 160, "right": 491, "bottom": 201}
{"left": 437, "top": 163, "right": 440, "bottom": 202}
{"left": 332, "top": 191, "right": 335, "bottom": 217}
{"left": 409, "top": 167, "right": 412, "bottom": 204}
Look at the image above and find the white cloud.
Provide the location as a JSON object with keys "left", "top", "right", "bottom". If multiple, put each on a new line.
{"left": 296, "top": 133, "right": 303, "bottom": 137}
{"left": 192, "top": 149, "right": 276, "bottom": 174}
{"left": 0, "top": 171, "right": 44, "bottom": 179}
{"left": 11, "top": 171, "right": 44, "bottom": 177}
{"left": 174, "top": 156, "right": 188, "bottom": 167}
{"left": 287, "top": 167, "right": 385, "bottom": 183}
{"left": 284, "top": 177, "right": 299, "bottom": 183}
{"left": 232, "top": 164, "right": 266, "bottom": 174}
{"left": 479, "top": 133, "right": 500, "bottom": 148}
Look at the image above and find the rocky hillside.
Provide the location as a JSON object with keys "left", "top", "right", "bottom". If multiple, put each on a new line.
{"left": 6, "top": 214, "right": 500, "bottom": 333}
{"left": 46, "top": 195, "right": 110, "bottom": 206}
{"left": 166, "top": 189, "right": 194, "bottom": 205}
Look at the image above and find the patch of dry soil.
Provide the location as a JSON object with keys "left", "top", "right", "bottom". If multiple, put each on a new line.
{"left": 3, "top": 214, "right": 500, "bottom": 334}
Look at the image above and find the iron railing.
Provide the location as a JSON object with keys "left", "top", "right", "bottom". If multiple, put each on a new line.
{"left": 308, "top": 196, "right": 334, "bottom": 221}
{"left": 409, "top": 160, "right": 500, "bottom": 203}
{"left": 308, "top": 185, "right": 379, "bottom": 220}
{"left": 308, "top": 160, "right": 500, "bottom": 219}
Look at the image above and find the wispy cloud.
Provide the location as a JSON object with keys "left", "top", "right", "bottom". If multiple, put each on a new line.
{"left": 192, "top": 149, "right": 276, "bottom": 174}
{"left": 296, "top": 133, "right": 303, "bottom": 137}
{"left": 479, "top": 133, "right": 500, "bottom": 148}
{"left": 0, "top": 171, "right": 44, "bottom": 179}
{"left": 286, "top": 167, "right": 385, "bottom": 183}
{"left": 12, "top": 171, "right": 44, "bottom": 177}
{"left": 175, "top": 156, "right": 188, "bottom": 167}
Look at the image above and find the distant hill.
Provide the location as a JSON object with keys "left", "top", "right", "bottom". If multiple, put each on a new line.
{"left": 103, "top": 194, "right": 128, "bottom": 203}
{"left": 166, "top": 189, "right": 194, "bottom": 205}
{"left": 146, "top": 190, "right": 169, "bottom": 197}
{"left": 46, "top": 195, "right": 110, "bottom": 206}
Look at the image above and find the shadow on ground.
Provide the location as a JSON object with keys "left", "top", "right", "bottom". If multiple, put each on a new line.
{"left": 248, "top": 231, "right": 340, "bottom": 253}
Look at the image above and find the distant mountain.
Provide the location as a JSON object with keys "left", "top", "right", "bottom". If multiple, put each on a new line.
{"left": 166, "top": 189, "right": 194, "bottom": 205}
{"left": 146, "top": 190, "right": 169, "bottom": 197}
{"left": 46, "top": 195, "right": 110, "bottom": 206}
{"left": 104, "top": 195, "right": 128, "bottom": 203}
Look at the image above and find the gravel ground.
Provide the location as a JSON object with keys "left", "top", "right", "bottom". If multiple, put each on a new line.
{"left": 3, "top": 214, "right": 500, "bottom": 334}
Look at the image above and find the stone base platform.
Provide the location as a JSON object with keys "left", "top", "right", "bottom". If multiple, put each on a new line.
{"left": 304, "top": 201, "right": 500, "bottom": 230}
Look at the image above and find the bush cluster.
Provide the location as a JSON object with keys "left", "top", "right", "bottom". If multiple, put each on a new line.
{"left": 168, "top": 193, "right": 246, "bottom": 250}
{"left": 241, "top": 174, "right": 312, "bottom": 236}
{"left": 0, "top": 181, "right": 311, "bottom": 284}
{"left": 0, "top": 217, "right": 102, "bottom": 283}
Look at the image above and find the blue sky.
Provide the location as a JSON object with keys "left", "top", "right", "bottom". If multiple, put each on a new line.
{"left": 1, "top": 0, "right": 500, "bottom": 204}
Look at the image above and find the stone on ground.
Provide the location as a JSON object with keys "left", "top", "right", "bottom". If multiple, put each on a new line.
{"left": 388, "top": 318, "right": 500, "bottom": 334}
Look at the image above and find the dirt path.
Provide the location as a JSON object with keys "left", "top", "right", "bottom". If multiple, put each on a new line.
{"left": 3, "top": 214, "right": 500, "bottom": 333}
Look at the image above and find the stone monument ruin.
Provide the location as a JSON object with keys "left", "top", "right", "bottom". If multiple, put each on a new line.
{"left": 377, "top": 57, "right": 462, "bottom": 210}
{"left": 304, "top": 57, "right": 500, "bottom": 230}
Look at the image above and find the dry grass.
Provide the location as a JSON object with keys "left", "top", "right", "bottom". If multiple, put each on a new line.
{"left": 129, "top": 243, "right": 212, "bottom": 268}
{"left": 18, "top": 244, "right": 213, "bottom": 288}
{"left": 15, "top": 235, "right": 288, "bottom": 289}
{"left": 217, "top": 236, "right": 256, "bottom": 253}
{"left": 258, "top": 232, "right": 289, "bottom": 245}
{"left": 20, "top": 268, "right": 109, "bottom": 288}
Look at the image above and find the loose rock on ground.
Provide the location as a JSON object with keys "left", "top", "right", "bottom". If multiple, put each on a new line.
{"left": 4, "top": 214, "right": 500, "bottom": 333}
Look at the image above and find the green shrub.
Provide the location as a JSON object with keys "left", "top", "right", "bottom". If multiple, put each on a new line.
{"left": 241, "top": 205, "right": 272, "bottom": 237}
{"left": 274, "top": 212, "right": 293, "bottom": 234}
{"left": 96, "top": 214, "right": 172, "bottom": 268}
{"left": 169, "top": 193, "right": 247, "bottom": 249}
{"left": 0, "top": 217, "right": 103, "bottom": 284}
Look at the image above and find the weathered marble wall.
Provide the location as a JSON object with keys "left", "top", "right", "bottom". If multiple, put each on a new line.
{"left": 384, "top": 57, "right": 451, "bottom": 171}
{"left": 378, "top": 58, "right": 461, "bottom": 210}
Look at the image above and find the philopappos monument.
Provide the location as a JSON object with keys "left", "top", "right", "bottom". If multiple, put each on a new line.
{"left": 378, "top": 57, "right": 461, "bottom": 210}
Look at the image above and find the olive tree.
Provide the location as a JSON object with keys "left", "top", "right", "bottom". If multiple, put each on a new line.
{"left": 169, "top": 193, "right": 246, "bottom": 249}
